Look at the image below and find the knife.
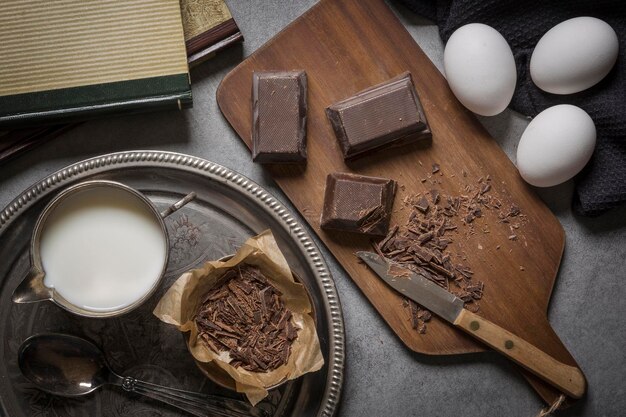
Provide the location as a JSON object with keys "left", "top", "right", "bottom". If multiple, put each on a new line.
{"left": 357, "top": 251, "right": 586, "bottom": 399}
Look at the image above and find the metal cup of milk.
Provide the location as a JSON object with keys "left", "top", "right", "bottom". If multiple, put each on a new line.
{"left": 12, "top": 180, "right": 196, "bottom": 318}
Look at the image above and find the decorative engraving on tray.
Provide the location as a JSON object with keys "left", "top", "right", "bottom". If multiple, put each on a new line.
{"left": 104, "top": 365, "right": 181, "bottom": 417}
{"left": 169, "top": 214, "right": 201, "bottom": 264}
{"left": 165, "top": 212, "right": 243, "bottom": 276}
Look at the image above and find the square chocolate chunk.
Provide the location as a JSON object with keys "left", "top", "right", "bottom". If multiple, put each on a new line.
{"left": 252, "top": 71, "right": 307, "bottom": 163}
{"left": 320, "top": 172, "right": 397, "bottom": 236}
{"left": 325, "top": 72, "right": 431, "bottom": 160}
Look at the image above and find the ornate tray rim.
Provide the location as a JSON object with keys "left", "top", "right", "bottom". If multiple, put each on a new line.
{"left": 0, "top": 150, "right": 345, "bottom": 417}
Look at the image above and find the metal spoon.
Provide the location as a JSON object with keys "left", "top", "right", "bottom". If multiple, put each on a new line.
{"left": 18, "top": 333, "right": 268, "bottom": 417}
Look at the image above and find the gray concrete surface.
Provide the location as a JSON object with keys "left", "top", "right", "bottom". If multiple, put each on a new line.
{"left": 1, "top": 2, "right": 624, "bottom": 416}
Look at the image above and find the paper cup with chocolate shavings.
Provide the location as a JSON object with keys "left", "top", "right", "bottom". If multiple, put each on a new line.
{"left": 153, "top": 229, "right": 324, "bottom": 405}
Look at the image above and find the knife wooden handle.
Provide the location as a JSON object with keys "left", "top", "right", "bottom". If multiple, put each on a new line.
{"left": 453, "top": 309, "right": 586, "bottom": 399}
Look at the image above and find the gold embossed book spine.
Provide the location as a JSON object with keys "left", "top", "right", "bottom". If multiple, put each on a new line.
{"left": 181, "top": 0, "right": 243, "bottom": 67}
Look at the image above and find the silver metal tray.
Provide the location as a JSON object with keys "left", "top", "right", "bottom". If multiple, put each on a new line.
{"left": 0, "top": 151, "right": 344, "bottom": 417}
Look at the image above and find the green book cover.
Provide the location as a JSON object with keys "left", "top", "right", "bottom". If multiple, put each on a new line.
{"left": 0, "top": 0, "right": 192, "bottom": 127}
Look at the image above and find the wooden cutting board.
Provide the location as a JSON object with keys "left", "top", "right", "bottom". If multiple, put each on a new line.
{"left": 217, "top": 0, "right": 581, "bottom": 405}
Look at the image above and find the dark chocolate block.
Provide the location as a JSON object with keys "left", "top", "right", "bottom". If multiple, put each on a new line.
{"left": 252, "top": 71, "right": 307, "bottom": 163}
{"left": 320, "top": 172, "right": 396, "bottom": 236}
{"left": 325, "top": 72, "right": 431, "bottom": 160}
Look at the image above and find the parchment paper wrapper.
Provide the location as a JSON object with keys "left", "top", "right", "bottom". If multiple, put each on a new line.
{"left": 153, "top": 230, "right": 324, "bottom": 404}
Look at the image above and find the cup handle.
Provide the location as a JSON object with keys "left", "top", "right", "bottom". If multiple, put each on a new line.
{"left": 160, "top": 192, "right": 197, "bottom": 219}
{"left": 12, "top": 267, "right": 53, "bottom": 304}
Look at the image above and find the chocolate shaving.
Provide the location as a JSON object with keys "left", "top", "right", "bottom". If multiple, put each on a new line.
{"left": 508, "top": 204, "right": 521, "bottom": 217}
{"left": 410, "top": 245, "right": 434, "bottom": 263}
{"left": 417, "top": 231, "right": 433, "bottom": 244}
{"left": 195, "top": 264, "right": 299, "bottom": 372}
{"left": 388, "top": 263, "right": 412, "bottom": 277}
{"left": 430, "top": 189, "right": 440, "bottom": 204}
{"left": 358, "top": 204, "right": 386, "bottom": 233}
{"left": 379, "top": 225, "right": 399, "bottom": 252}
{"left": 415, "top": 196, "right": 430, "bottom": 213}
{"left": 404, "top": 299, "right": 430, "bottom": 333}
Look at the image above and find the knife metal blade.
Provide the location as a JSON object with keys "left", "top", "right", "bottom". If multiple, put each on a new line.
{"left": 357, "top": 251, "right": 464, "bottom": 323}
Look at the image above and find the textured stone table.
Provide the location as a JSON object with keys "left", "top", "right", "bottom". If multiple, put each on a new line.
{"left": 1, "top": 2, "right": 624, "bottom": 416}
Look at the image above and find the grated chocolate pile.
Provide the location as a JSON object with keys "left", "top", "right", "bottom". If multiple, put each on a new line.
{"left": 195, "top": 264, "right": 298, "bottom": 372}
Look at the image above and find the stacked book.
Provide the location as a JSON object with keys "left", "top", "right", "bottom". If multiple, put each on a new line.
{"left": 0, "top": 0, "right": 242, "bottom": 162}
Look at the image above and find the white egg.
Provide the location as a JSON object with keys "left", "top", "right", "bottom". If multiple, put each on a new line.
{"left": 530, "top": 17, "right": 618, "bottom": 95}
{"left": 516, "top": 105, "right": 596, "bottom": 187}
{"left": 444, "top": 23, "right": 516, "bottom": 116}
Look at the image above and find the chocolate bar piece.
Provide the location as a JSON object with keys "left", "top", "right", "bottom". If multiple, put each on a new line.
{"left": 320, "top": 172, "right": 396, "bottom": 236}
{"left": 252, "top": 71, "right": 307, "bottom": 163}
{"left": 325, "top": 72, "right": 431, "bottom": 160}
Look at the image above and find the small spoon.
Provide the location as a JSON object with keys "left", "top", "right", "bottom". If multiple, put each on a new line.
{"left": 18, "top": 333, "right": 268, "bottom": 417}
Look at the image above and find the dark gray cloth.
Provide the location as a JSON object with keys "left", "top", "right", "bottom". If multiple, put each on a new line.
{"left": 399, "top": 0, "right": 626, "bottom": 216}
